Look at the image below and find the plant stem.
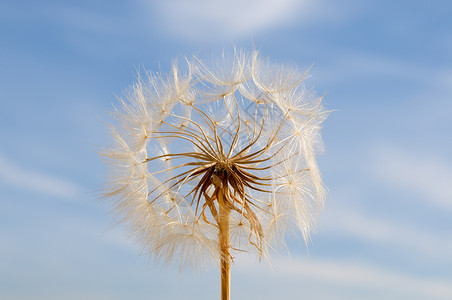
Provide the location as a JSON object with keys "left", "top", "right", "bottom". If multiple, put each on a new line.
{"left": 218, "top": 187, "right": 230, "bottom": 300}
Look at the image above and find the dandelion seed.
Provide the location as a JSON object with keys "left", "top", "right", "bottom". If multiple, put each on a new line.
{"left": 101, "top": 49, "right": 329, "bottom": 300}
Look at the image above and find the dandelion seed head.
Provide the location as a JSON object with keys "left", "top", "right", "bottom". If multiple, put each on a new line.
{"left": 101, "top": 49, "right": 329, "bottom": 269}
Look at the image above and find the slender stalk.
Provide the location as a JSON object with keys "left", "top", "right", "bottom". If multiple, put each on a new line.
{"left": 218, "top": 187, "right": 230, "bottom": 300}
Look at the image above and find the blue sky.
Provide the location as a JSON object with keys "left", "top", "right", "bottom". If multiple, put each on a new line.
{"left": 1, "top": 0, "right": 452, "bottom": 299}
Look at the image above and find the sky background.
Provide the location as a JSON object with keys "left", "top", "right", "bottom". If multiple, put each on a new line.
{"left": 1, "top": 0, "right": 452, "bottom": 299}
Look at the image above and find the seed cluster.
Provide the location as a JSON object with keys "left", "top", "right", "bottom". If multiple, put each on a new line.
{"left": 102, "top": 49, "right": 328, "bottom": 268}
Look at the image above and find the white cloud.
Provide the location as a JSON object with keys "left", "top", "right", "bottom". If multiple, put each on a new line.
{"left": 0, "top": 153, "right": 83, "bottom": 199}
{"left": 313, "top": 143, "right": 452, "bottom": 265}
{"left": 439, "top": 69, "right": 452, "bottom": 93}
{"left": 318, "top": 142, "right": 452, "bottom": 263}
{"left": 149, "top": 0, "right": 318, "bottom": 40}
{"left": 238, "top": 256, "right": 452, "bottom": 299}
{"left": 372, "top": 145, "right": 452, "bottom": 211}
{"left": 321, "top": 208, "right": 452, "bottom": 262}
{"left": 316, "top": 52, "right": 452, "bottom": 94}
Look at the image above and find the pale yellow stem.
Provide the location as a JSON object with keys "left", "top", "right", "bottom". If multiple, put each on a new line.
{"left": 218, "top": 187, "right": 230, "bottom": 300}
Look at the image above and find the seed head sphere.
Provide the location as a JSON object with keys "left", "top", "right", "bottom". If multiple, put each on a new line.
{"left": 102, "top": 49, "right": 329, "bottom": 269}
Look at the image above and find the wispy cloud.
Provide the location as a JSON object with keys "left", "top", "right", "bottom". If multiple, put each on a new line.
{"left": 318, "top": 143, "right": 452, "bottom": 263}
{"left": 372, "top": 145, "right": 452, "bottom": 211}
{"left": 439, "top": 69, "right": 452, "bottom": 93}
{"left": 149, "top": 0, "right": 320, "bottom": 40}
{"left": 0, "top": 153, "right": 83, "bottom": 199}
{"left": 238, "top": 256, "right": 452, "bottom": 299}
{"left": 317, "top": 52, "right": 452, "bottom": 92}
{"left": 321, "top": 207, "right": 452, "bottom": 262}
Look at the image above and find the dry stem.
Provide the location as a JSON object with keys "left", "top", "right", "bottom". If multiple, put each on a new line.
{"left": 218, "top": 187, "right": 230, "bottom": 300}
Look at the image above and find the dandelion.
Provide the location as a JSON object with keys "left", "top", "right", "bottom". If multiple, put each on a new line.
{"left": 101, "top": 48, "right": 329, "bottom": 300}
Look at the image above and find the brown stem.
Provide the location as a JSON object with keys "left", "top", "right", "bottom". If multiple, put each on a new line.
{"left": 218, "top": 187, "right": 230, "bottom": 300}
